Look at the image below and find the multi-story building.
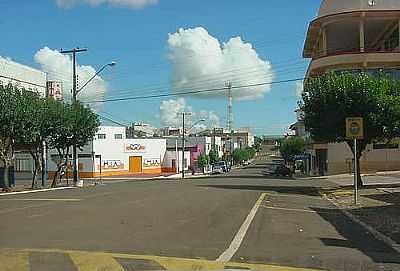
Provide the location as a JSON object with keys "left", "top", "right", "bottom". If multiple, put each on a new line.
{"left": 0, "top": 57, "right": 46, "bottom": 96}
{"left": 126, "top": 122, "right": 156, "bottom": 138}
{"left": 303, "top": 0, "right": 400, "bottom": 175}
{"left": 0, "top": 57, "right": 47, "bottom": 180}
{"left": 159, "top": 127, "right": 183, "bottom": 137}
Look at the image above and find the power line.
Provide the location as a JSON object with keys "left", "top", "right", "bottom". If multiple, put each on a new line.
{"left": 96, "top": 64, "right": 308, "bottom": 100}
{"left": 0, "top": 75, "right": 46, "bottom": 88}
{"left": 97, "top": 113, "right": 128, "bottom": 127}
{"left": 86, "top": 78, "right": 304, "bottom": 104}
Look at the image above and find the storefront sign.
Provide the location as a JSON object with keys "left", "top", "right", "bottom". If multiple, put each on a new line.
{"left": 101, "top": 160, "right": 124, "bottom": 170}
{"left": 124, "top": 143, "right": 146, "bottom": 153}
{"left": 143, "top": 158, "right": 161, "bottom": 168}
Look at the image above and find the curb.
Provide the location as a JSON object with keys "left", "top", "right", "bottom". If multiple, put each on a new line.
{"left": 0, "top": 186, "right": 76, "bottom": 196}
{"left": 337, "top": 183, "right": 400, "bottom": 190}
{"left": 321, "top": 193, "right": 400, "bottom": 254}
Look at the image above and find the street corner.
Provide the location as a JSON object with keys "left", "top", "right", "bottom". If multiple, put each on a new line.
{"left": 319, "top": 189, "right": 354, "bottom": 199}
{"left": 0, "top": 249, "right": 323, "bottom": 271}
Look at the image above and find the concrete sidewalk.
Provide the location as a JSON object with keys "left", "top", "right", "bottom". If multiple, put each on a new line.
{"left": 82, "top": 172, "right": 212, "bottom": 183}
{"left": 311, "top": 171, "right": 400, "bottom": 188}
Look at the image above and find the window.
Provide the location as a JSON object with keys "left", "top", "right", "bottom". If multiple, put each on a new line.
{"left": 114, "top": 134, "right": 123, "bottom": 139}
{"left": 373, "top": 143, "right": 399, "bottom": 150}
{"left": 97, "top": 134, "right": 106, "bottom": 139}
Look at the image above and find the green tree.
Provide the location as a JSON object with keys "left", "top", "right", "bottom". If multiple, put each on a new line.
{"left": 197, "top": 153, "right": 209, "bottom": 173}
{"left": 254, "top": 136, "right": 263, "bottom": 151}
{"left": 208, "top": 149, "right": 219, "bottom": 165}
{"left": 279, "top": 137, "right": 305, "bottom": 163}
{"left": 14, "top": 91, "right": 48, "bottom": 189}
{"left": 0, "top": 85, "right": 41, "bottom": 191}
{"left": 245, "top": 147, "right": 256, "bottom": 160}
{"left": 47, "top": 101, "right": 100, "bottom": 187}
{"left": 232, "top": 148, "right": 256, "bottom": 165}
{"left": 300, "top": 72, "right": 400, "bottom": 186}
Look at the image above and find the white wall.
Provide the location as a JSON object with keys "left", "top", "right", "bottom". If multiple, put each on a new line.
{"left": 163, "top": 150, "right": 191, "bottom": 171}
{"left": 94, "top": 135, "right": 166, "bottom": 173}
{"left": 48, "top": 126, "right": 167, "bottom": 174}
{"left": 0, "top": 57, "right": 46, "bottom": 96}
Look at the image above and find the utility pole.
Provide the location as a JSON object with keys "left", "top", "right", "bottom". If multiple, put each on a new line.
{"left": 225, "top": 81, "right": 234, "bottom": 165}
{"left": 178, "top": 112, "right": 192, "bottom": 179}
{"left": 226, "top": 81, "right": 233, "bottom": 132}
{"left": 60, "top": 48, "right": 88, "bottom": 186}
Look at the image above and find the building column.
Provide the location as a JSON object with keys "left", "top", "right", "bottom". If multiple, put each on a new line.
{"left": 398, "top": 19, "right": 400, "bottom": 50}
{"left": 322, "top": 28, "right": 327, "bottom": 56}
{"left": 360, "top": 19, "right": 365, "bottom": 53}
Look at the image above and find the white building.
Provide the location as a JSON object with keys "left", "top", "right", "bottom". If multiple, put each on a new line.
{"left": 48, "top": 126, "right": 169, "bottom": 178}
{"left": 127, "top": 122, "right": 156, "bottom": 138}
{"left": 166, "top": 136, "right": 223, "bottom": 157}
{"left": 0, "top": 57, "right": 47, "bottom": 174}
{"left": 0, "top": 57, "right": 46, "bottom": 96}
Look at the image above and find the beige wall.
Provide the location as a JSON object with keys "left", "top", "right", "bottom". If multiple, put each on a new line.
{"left": 326, "top": 142, "right": 400, "bottom": 174}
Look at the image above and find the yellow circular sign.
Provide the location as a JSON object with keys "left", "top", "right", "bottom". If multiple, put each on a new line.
{"left": 350, "top": 122, "right": 360, "bottom": 135}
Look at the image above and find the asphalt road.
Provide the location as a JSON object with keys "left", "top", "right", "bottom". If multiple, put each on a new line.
{"left": 0, "top": 161, "right": 399, "bottom": 271}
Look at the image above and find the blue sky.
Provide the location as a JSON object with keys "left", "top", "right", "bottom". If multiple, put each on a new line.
{"left": 1, "top": 0, "right": 321, "bottom": 135}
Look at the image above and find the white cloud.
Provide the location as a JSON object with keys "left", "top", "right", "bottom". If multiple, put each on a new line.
{"left": 56, "top": 0, "right": 158, "bottom": 9}
{"left": 159, "top": 98, "right": 220, "bottom": 129}
{"left": 34, "top": 47, "right": 108, "bottom": 110}
{"left": 295, "top": 80, "right": 304, "bottom": 98}
{"left": 159, "top": 98, "right": 186, "bottom": 127}
{"left": 167, "top": 27, "right": 274, "bottom": 101}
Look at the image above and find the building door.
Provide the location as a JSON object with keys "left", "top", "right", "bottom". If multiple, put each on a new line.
{"left": 316, "top": 149, "right": 328, "bottom": 176}
{"left": 172, "top": 159, "right": 176, "bottom": 171}
{"left": 129, "top": 156, "right": 142, "bottom": 173}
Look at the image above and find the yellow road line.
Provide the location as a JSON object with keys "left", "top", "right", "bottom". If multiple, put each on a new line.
{"left": 0, "top": 250, "right": 29, "bottom": 271}
{"left": 69, "top": 251, "right": 125, "bottom": 271}
{"left": 1, "top": 248, "right": 322, "bottom": 271}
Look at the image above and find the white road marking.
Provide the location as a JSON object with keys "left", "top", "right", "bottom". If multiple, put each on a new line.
{"left": 216, "top": 193, "right": 267, "bottom": 262}
{"left": 0, "top": 198, "right": 81, "bottom": 202}
{"left": 0, "top": 187, "right": 75, "bottom": 196}
{"left": 261, "top": 205, "right": 317, "bottom": 213}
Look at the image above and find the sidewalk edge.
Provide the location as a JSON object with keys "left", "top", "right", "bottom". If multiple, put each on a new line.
{"left": 321, "top": 193, "right": 400, "bottom": 254}
{"left": 0, "top": 186, "right": 76, "bottom": 196}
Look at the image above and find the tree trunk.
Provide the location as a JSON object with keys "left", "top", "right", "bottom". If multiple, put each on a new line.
{"left": 356, "top": 155, "right": 364, "bottom": 188}
{"left": 2, "top": 163, "right": 11, "bottom": 192}
{"left": 51, "top": 164, "right": 62, "bottom": 188}
{"left": 346, "top": 140, "right": 365, "bottom": 188}
{"left": 31, "top": 167, "right": 38, "bottom": 189}
{"left": 30, "top": 151, "right": 40, "bottom": 189}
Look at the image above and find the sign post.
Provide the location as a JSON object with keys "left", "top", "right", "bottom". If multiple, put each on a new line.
{"left": 346, "top": 117, "right": 364, "bottom": 205}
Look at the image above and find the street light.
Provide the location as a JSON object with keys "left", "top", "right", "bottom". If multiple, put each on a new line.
{"left": 59, "top": 51, "right": 116, "bottom": 186}
{"left": 188, "top": 119, "right": 206, "bottom": 133}
{"left": 77, "top": 61, "right": 117, "bottom": 95}
{"left": 180, "top": 117, "right": 206, "bottom": 179}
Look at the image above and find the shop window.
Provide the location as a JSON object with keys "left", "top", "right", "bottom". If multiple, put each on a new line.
{"left": 97, "top": 134, "right": 106, "bottom": 139}
{"left": 373, "top": 143, "right": 399, "bottom": 150}
{"left": 114, "top": 134, "right": 123, "bottom": 139}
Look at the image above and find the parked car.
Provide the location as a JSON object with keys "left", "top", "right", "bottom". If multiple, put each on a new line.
{"left": 265, "top": 164, "right": 292, "bottom": 177}
{"left": 212, "top": 164, "right": 225, "bottom": 174}
{"left": 213, "top": 161, "right": 230, "bottom": 173}
{"left": 241, "top": 160, "right": 250, "bottom": 166}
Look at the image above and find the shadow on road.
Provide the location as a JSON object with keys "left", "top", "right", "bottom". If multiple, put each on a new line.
{"left": 198, "top": 184, "right": 322, "bottom": 196}
{"left": 311, "top": 207, "right": 400, "bottom": 265}
{"left": 210, "top": 174, "right": 295, "bottom": 180}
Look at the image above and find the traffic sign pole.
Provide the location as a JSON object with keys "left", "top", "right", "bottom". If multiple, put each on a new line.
{"left": 354, "top": 138, "right": 358, "bottom": 205}
{"left": 346, "top": 117, "right": 363, "bottom": 206}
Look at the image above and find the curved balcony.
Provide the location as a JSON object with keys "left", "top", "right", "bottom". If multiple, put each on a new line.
{"left": 307, "top": 50, "right": 400, "bottom": 76}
